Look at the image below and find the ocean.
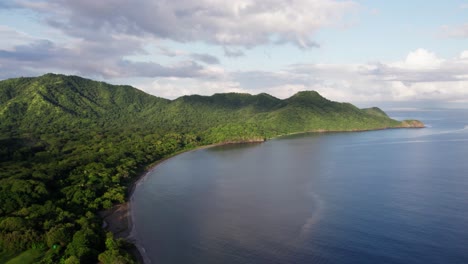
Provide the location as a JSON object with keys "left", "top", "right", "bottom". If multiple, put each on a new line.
{"left": 131, "top": 109, "right": 468, "bottom": 264}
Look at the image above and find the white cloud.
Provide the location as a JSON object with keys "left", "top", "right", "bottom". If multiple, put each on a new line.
{"left": 460, "top": 50, "right": 468, "bottom": 60}
{"left": 123, "top": 50, "right": 468, "bottom": 103}
{"left": 323, "top": 50, "right": 468, "bottom": 102}
{"left": 2, "top": 1, "right": 468, "bottom": 107}
{"left": 223, "top": 49, "right": 468, "bottom": 103}
{"left": 16, "top": 0, "right": 356, "bottom": 49}
{"left": 137, "top": 78, "right": 247, "bottom": 99}
{"left": 394, "top": 49, "right": 444, "bottom": 70}
{"left": 129, "top": 48, "right": 468, "bottom": 104}
{"left": 2, "top": 0, "right": 358, "bottom": 80}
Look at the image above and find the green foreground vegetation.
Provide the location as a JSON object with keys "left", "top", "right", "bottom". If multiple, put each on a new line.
{"left": 0, "top": 73, "right": 423, "bottom": 263}
{"left": 5, "top": 248, "right": 44, "bottom": 264}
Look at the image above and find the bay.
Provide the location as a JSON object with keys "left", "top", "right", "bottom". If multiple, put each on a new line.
{"left": 131, "top": 109, "right": 468, "bottom": 264}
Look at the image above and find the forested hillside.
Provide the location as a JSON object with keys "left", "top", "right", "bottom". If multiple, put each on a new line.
{"left": 0, "top": 74, "right": 423, "bottom": 263}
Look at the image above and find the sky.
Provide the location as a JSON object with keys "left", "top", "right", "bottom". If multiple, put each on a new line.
{"left": 1, "top": 0, "right": 468, "bottom": 107}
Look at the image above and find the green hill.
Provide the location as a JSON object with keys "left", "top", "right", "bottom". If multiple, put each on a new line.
{"left": 0, "top": 74, "right": 421, "bottom": 139}
{"left": 0, "top": 74, "right": 423, "bottom": 263}
{"left": 362, "top": 106, "right": 390, "bottom": 118}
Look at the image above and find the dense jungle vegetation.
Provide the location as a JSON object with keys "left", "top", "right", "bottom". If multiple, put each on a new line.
{"left": 0, "top": 73, "right": 421, "bottom": 263}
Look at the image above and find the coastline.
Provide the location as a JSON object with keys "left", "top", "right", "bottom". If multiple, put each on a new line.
{"left": 99, "top": 139, "right": 265, "bottom": 263}
{"left": 101, "top": 124, "right": 424, "bottom": 263}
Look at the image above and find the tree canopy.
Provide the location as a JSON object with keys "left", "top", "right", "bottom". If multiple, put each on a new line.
{"left": 0, "top": 73, "right": 422, "bottom": 263}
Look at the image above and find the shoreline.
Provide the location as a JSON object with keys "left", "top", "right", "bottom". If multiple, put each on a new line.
{"left": 99, "top": 139, "right": 265, "bottom": 263}
{"left": 101, "top": 124, "right": 424, "bottom": 263}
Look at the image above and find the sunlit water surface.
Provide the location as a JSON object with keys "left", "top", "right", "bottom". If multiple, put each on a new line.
{"left": 132, "top": 109, "right": 468, "bottom": 264}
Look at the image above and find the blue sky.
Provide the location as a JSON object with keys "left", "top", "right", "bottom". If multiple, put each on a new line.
{"left": 1, "top": 0, "right": 467, "bottom": 107}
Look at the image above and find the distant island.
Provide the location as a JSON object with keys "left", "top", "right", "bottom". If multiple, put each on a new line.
{"left": 0, "top": 74, "right": 423, "bottom": 263}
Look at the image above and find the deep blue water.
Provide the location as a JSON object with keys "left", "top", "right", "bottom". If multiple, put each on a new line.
{"left": 131, "top": 109, "right": 468, "bottom": 264}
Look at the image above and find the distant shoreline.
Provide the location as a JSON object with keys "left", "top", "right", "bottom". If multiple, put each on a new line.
{"left": 101, "top": 125, "right": 424, "bottom": 263}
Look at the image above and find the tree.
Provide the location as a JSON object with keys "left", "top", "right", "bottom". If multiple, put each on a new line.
{"left": 45, "top": 224, "right": 73, "bottom": 247}
{"left": 98, "top": 233, "right": 135, "bottom": 264}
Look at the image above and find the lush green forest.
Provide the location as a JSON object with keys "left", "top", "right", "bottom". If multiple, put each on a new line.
{"left": 0, "top": 73, "right": 423, "bottom": 263}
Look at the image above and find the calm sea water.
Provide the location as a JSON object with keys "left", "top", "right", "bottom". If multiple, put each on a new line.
{"left": 131, "top": 109, "right": 468, "bottom": 264}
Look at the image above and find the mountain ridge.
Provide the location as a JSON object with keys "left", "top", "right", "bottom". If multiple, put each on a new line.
{"left": 0, "top": 73, "right": 423, "bottom": 138}
{"left": 0, "top": 73, "right": 423, "bottom": 263}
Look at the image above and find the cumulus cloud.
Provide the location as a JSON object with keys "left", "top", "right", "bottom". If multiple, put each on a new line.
{"left": 1, "top": 1, "right": 467, "bottom": 105}
{"left": 1, "top": 0, "right": 358, "bottom": 82}
{"left": 368, "top": 49, "right": 467, "bottom": 84}
{"left": 15, "top": 0, "right": 356, "bottom": 49}
{"left": 148, "top": 48, "right": 466, "bottom": 103}
{"left": 128, "top": 48, "right": 467, "bottom": 104}
{"left": 393, "top": 49, "right": 444, "bottom": 70}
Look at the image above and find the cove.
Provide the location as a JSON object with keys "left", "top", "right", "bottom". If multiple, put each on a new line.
{"left": 131, "top": 109, "right": 468, "bottom": 264}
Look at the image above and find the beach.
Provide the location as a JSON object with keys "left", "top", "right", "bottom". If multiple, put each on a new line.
{"left": 99, "top": 202, "right": 132, "bottom": 239}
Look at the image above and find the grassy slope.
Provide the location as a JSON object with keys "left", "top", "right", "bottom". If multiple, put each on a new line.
{"left": 5, "top": 248, "right": 44, "bottom": 264}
